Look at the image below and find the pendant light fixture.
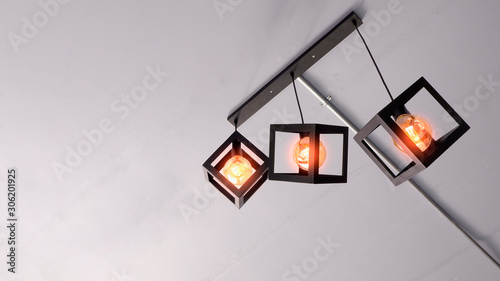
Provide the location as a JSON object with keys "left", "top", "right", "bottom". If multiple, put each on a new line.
{"left": 202, "top": 11, "right": 499, "bottom": 270}
{"left": 268, "top": 72, "right": 349, "bottom": 184}
{"left": 202, "top": 123, "right": 269, "bottom": 209}
{"left": 351, "top": 19, "right": 470, "bottom": 186}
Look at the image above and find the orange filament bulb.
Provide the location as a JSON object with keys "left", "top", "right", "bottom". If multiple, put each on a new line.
{"left": 393, "top": 114, "right": 433, "bottom": 152}
{"left": 221, "top": 155, "right": 254, "bottom": 187}
{"left": 293, "top": 137, "right": 326, "bottom": 171}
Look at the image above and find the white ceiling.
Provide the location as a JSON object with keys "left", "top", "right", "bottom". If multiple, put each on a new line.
{"left": 1, "top": 0, "right": 500, "bottom": 280}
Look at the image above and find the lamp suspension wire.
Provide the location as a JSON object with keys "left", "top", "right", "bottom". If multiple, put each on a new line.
{"left": 291, "top": 72, "right": 305, "bottom": 124}
{"left": 353, "top": 20, "right": 394, "bottom": 101}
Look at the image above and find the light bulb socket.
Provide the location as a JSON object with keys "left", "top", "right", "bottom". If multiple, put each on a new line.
{"left": 392, "top": 105, "right": 410, "bottom": 120}
{"left": 299, "top": 132, "right": 309, "bottom": 139}
{"left": 231, "top": 139, "right": 242, "bottom": 156}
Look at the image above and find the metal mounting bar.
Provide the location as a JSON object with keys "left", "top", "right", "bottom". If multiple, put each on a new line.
{"left": 227, "top": 11, "right": 362, "bottom": 127}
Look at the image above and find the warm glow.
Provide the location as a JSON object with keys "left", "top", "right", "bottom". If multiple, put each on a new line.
{"left": 221, "top": 155, "right": 254, "bottom": 188}
{"left": 293, "top": 137, "right": 326, "bottom": 171}
{"left": 393, "top": 114, "right": 433, "bottom": 152}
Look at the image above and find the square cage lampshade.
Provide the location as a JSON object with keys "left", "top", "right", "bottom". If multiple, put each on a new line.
{"left": 203, "top": 131, "right": 269, "bottom": 209}
{"left": 354, "top": 77, "right": 470, "bottom": 186}
{"left": 269, "top": 123, "right": 348, "bottom": 184}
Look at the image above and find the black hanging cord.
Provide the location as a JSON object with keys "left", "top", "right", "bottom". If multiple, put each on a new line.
{"left": 234, "top": 118, "right": 238, "bottom": 131}
{"left": 353, "top": 20, "right": 394, "bottom": 101}
{"left": 291, "top": 72, "right": 305, "bottom": 124}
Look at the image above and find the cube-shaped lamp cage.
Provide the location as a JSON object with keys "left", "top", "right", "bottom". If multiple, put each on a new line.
{"left": 269, "top": 123, "right": 348, "bottom": 184}
{"left": 354, "top": 77, "right": 470, "bottom": 185}
{"left": 203, "top": 131, "right": 269, "bottom": 208}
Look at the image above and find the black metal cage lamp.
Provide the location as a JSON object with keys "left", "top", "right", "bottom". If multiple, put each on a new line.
{"left": 267, "top": 71, "right": 349, "bottom": 184}
{"left": 351, "top": 19, "right": 470, "bottom": 185}
{"left": 203, "top": 130, "right": 269, "bottom": 209}
{"left": 354, "top": 77, "right": 470, "bottom": 185}
{"left": 269, "top": 123, "right": 348, "bottom": 184}
{"left": 199, "top": 11, "right": 498, "bottom": 270}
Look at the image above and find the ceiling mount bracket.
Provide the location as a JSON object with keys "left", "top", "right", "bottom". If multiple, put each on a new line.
{"left": 227, "top": 11, "right": 362, "bottom": 127}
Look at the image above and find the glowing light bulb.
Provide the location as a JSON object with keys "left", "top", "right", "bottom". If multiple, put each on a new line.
{"left": 221, "top": 155, "right": 255, "bottom": 188}
{"left": 293, "top": 137, "right": 326, "bottom": 171}
{"left": 393, "top": 114, "right": 433, "bottom": 152}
